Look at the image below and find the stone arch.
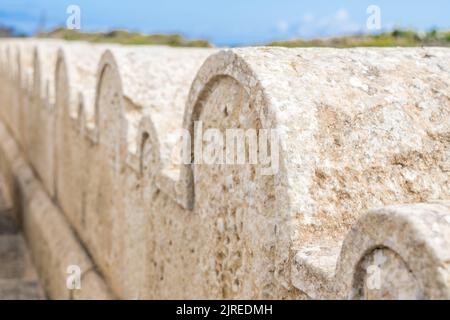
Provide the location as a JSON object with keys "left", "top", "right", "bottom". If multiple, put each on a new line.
{"left": 132, "top": 115, "right": 161, "bottom": 179}
{"left": 54, "top": 49, "right": 83, "bottom": 227}
{"left": 9, "top": 45, "right": 21, "bottom": 142}
{"left": 336, "top": 202, "right": 450, "bottom": 299}
{"left": 83, "top": 50, "right": 126, "bottom": 268}
{"left": 351, "top": 246, "right": 422, "bottom": 299}
{"left": 174, "top": 50, "right": 291, "bottom": 213}
{"left": 176, "top": 50, "right": 292, "bottom": 298}
{"left": 16, "top": 42, "right": 35, "bottom": 149}
{"left": 30, "top": 45, "right": 58, "bottom": 197}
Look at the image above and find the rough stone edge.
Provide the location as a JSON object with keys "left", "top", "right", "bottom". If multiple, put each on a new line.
{"left": 291, "top": 202, "right": 450, "bottom": 299}
{"left": 0, "top": 121, "right": 114, "bottom": 300}
{"left": 336, "top": 202, "right": 450, "bottom": 299}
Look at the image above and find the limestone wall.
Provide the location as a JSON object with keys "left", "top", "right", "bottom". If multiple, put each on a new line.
{"left": 0, "top": 39, "right": 449, "bottom": 299}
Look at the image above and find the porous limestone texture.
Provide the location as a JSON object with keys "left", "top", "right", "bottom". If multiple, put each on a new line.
{"left": 0, "top": 121, "right": 113, "bottom": 299}
{"left": 0, "top": 175, "right": 45, "bottom": 300}
{"left": 0, "top": 39, "right": 449, "bottom": 299}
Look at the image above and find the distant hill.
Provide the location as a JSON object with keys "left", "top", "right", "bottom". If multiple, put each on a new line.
{"left": 19, "top": 27, "right": 450, "bottom": 48}
{"left": 267, "top": 29, "right": 450, "bottom": 48}
{"left": 38, "top": 28, "right": 213, "bottom": 48}
{"left": 0, "top": 25, "right": 26, "bottom": 38}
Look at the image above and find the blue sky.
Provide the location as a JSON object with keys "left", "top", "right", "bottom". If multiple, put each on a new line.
{"left": 1, "top": 0, "right": 449, "bottom": 46}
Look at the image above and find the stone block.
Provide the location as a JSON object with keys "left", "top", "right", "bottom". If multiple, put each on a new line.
{"left": 0, "top": 39, "right": 448, "bottom": 299}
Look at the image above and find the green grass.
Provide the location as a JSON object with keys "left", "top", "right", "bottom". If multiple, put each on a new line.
{"left": 267, "top": 29, "right": 450, "bottom": 48}
{"left": 38, "top": 28, "right": 212, "bottom": 48}
{"left": 37, "top": 28, "right": 450, "bottom": 48}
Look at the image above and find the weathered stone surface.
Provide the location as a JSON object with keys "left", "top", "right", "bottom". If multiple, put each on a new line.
{"left": 0, "top": 280, "right": 45, "bottom": 300}
{"left": 0, "top": 176, "right": 45, "bottom": 300}
{"left": 0, "top": 184, "right": 18, "bottom": 234}
{"left": 0, "top": 120, "right": 113, "bottom": 300}
{"left": 0, "top": 235, "right": 28, "bottom": 279}
{"left": 339, "top": 202, "right": 450, "bottom": 300}
{"left": 292, "top": 202, "right": 450, "bottom": 299}
{"left": 71, "top": 270, "right": 116, "bottom": 300}
{"left": 0, "top": 39, "right": 448, "bottom": 299}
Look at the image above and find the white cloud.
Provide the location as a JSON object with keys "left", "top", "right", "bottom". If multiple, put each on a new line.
{"left": 335, "top": 9, "right": 349, "bottom": 22}
{"left": 314, "top": 9, "right": 361, "bottom": 37}
{"left": 276, "top": 20, "right": 289, "bottom": 33}
{"left": 277, "top": 8, "right": 363, "bottom": 40}
{"left": 302, "top": 13, "right": 315, "bottom": 24}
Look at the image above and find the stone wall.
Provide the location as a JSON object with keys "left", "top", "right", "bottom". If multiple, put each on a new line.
{"left": 0, "top": 39, "right": 449, "bottom": 299}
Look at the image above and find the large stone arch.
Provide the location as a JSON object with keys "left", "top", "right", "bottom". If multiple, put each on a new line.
{"left": 82, "top": 51, "right": 126, "bottom": 291}
{"left": 54, "top": 48, "right": 86, "bottom": 230}
{"left": 336, "top": 202, "right": 450, "bottom": 300}
{"left": 29, "top": 44, "right": 59, "bottom": 197}
{"left": 175, "top": 50, "right": 293, "bottom": 298}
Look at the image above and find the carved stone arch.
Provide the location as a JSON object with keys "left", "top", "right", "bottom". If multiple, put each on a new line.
{"left": 336, "top": 202, "right": 450, "bottom": 299}
{"left": 134, "top": 116, "right": 161, "bottom": 180}
{"left": 80, "top": 49, "right": 130, "bottom": 296}
{"left": 351, "top": 246, "right": 422, "bottom": 300}
{"left": 54, "top": 50, "right": 69, "bottom": 201}
{"left": 54, "top": 49, "right": 84, "bottom": 226}
{"left": 9, "top": 45, "right": 21, "bottom": 142}
{"left": 29, "top": 44, "right": 58, "bottom": 197}
{"left": 178, "top": 51, "right": 292, "bottom": 299}
{"left": 16, "top": 42, "right": 35, "bottom": 149}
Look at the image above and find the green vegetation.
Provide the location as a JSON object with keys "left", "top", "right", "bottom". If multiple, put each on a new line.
{"left": 34, "top": 27, "right": 450, "bottom": 48}
{"left": 38, "top": 28, "right": 212, "bottom": 48}
{"left": 0, "top": 25, "right": 26, "bottom": 38}
{"left": 267, "top": 29, "right": 450, "bottom": 48}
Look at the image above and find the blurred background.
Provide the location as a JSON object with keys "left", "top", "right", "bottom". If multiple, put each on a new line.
{"left": 1, "top": 0, "right": 450, "bottom": 47}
